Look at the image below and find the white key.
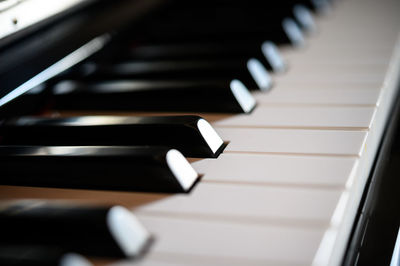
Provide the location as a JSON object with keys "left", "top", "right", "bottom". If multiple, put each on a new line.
{"left": 136, "top": 182, "right": 342, "bottom": 223}
{"left": 136, "top": 216, "right": 325, "bottom": 265}
{"left": 213, "top": 106, "right": 376, "bottom": 129}
{"left": 254, "top": 88, "right": 380, "bottom": 105}
{"left": 217, "top": 128, "right": 367, "bottom": 156}
{"left": 193, "top": 153, "right": 357, "bottom": 187}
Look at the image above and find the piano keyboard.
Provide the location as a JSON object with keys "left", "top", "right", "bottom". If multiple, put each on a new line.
{"left": 0, "top": 0, "right": 400, "bottom": 265}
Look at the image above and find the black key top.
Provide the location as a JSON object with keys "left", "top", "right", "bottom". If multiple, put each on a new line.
{"left": 48, "top": 79, "right": 256, "bottom": 113}
{"left": 0, "top": 146, "right": 199, "bottom": 192}
{"left": 74, "top": 59, "right": 271, "bottom": 91}
{"left": 0, "top": 115, "right": 225, "bottom": 158}
{"left": 0, "top": 245, "right": 92, "bottom": 266}
{"left": 98, "top": 41, "right": 286, "bottom": 73}
{"left": 138, "top": 16, "right": 304, "bottom": 47}
{"left": 292, "top": 4, "right": 317, "bottom": 32}
{"left": 305, "top": 0, "right": 331, "bottom": 13}
{"left": 196, "top": 0, "right": 316, "bottom": 32}
{"left": 0, "top": 200, "right": 151, "bottom": 258}
{"left": 134, "top": 1, "right": 305, "bottom": 46}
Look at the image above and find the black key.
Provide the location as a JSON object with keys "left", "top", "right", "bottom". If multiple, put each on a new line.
{"left": 305, "top": 0, "right": 332, "bottom": 14}
{"left": 292, "top": 4, "right": 317, "bottom": 32}
{"left": 138, "top": 16, "right": 304, "bottom": 47}
{"left": 74, "top": 59, "right": 271, "bottom": 91}
{"left": 0, "top": 146, "right": 199, "bottom": 192}
{"left": 0, "top": 115, "right": 225, "bottom": 158}
{"left": 134, "top": 1, "right": 305, "bottom": 46}
{"left": 97, "top": 41, "right": 286, "bottom": 73}
{"left": 200, "top": 0, "right": 317, "bottom": 32}
{"left": 48, "top": 79, "right": 256, "bottom": 113}
{"left": 0, "top": 245, "right": 92, "bottom": 266}
{"left": 0, "top": 200, "right": 152, "bottom": 258}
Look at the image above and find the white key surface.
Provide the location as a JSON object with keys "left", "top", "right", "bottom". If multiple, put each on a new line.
{"left": 136, "top": 216, "right": 325, "bottom": 265}
{"left": 217, "top": 127, "right": 367, "bottom": 156}
{"left": 213, "top": 106, "right": 376, "bottom": 129}
{"left": 193, "top": 153, "right": 357, "bottom": 187}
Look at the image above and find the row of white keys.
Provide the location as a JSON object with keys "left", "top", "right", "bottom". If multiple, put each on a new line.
{"left": 128, "top": 0, "right": 400, "bottom": 265}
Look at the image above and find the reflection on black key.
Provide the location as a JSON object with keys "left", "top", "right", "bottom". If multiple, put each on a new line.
{"left": 75, "top": 59, "right": 271, "bottom": 91}
{"left": 0, "top": 146, "right": 199, "bottom": 193}
{"left": 49, "top": 79, "right": 256, "bottom": 113}
{"left": 1, "top": 115, "right": 224, "bottom": 158}
{"left": 0, "top": 200, "right": 151, "bottom": 258}
{"left": 0, "top": 245, "right": 92, "bottom": 266}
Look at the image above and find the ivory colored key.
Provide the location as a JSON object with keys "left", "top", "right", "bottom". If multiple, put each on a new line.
{"left": 217, "top": 128, "right": 367, "bottom": 156}
{"left": 281, "top": 45, "right": 395, "bottom": 66}
{"left": 135, "top": 182, "right": 342, "bottom": 223}
{"left": 193, "top": 153, "right": 357, "bottom": 187}
{"left": 135, "top": 216, "right": 325, "bottom": 265}
{"left": 280, "top": 63, "right": 389, "bottom": 78}
{"left": 254, "top": 87, "right": 380, "bottom": 105}
{"left": 213, "top": 105, "right": 376, "bottom": 129}
{"left": 273, "top": 71, "right": 386, "bottom": 85}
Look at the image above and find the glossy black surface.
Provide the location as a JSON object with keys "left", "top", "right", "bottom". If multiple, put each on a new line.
{"left": 96, "top": 42, "right": 280, "bottom": 72}
{"left": 71, "top": 59, "right": 262, "bottom": 90}
{"left": 0, "top": 115, "right": 224, "bottom": 158}
{"left": 45, "top": 79, "right": 253, "bottom": 113}
{"left": 131, "top": 0, "right": 304, "bottom": 45}
{"left": 0, "top": 201, "right": 137, "bottom": 258}
{"left": 0, "top": 245, "right": 75, "bottom": 266}
{"left": 0, "top": 146, "right": 198, "bottom": 192}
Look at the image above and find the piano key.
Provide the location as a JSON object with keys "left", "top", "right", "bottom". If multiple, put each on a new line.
{"left": 0, "top": 246, "right": 92, "bottom": 266}
{"left": 293, "top": 4, "right": 317, "bottom": 32}
{"left": 0, "top": 115, "right": 224, "bottom": 158}
{"left": 0, "top": 179, "right": 343, "bottom": 224}
{"left": 0, "top": 200, "right": 151, "bottom": 258}
{"left": 134, "top": 182, "right": 342, "bottom": 223}
{"left": 135, "top": 215, "right": 325, "bottom": 265}
{"left": 73, "top": 59, "right": 271, "bottom": 91}
{"left": 101, "top": 41, "right": 286, "bottom": 73}
{"left": 0, "top": 146, "right": 199, "bottom": 193}
{"left": 274, "top": 65, "right": 388, "bottom": 85}
{"left": 254, "top": 87, "right": 380, "bottom": 105}
{"left": 281, "top": 46, "right": 393, "bottom": 68}
{"left": 0, "top": 184, "right": 343, "bottom": 232}
{"left": 308, "top": 0, "right": 331, "bottom": 13}
{"left": 136, "top": 4, "right": 305, "bottom": 46}
{"left": 49, "top": 79, "right": 256, "bottom": 113}
{"left": 213, "top": 105, "right": 376, "bottom": 129}
{"left": 217, "top": 128, "right": 367, "bottom": 156}
{"left": 193, "top": 153, "right": 357, "bottom": 187}
{"left": 283, "top": 46, "right": 394, "bottom": 67}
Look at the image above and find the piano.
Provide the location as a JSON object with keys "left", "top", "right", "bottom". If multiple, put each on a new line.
{"left": 0, "top": 0, "right": 399, "bottom": 265}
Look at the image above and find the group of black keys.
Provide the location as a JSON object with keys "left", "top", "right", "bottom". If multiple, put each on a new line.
{"left": 0, "top": 0, "right": 330, "bottom": 265}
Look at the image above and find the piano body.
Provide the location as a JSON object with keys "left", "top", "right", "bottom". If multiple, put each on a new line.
{"left": 0, "top": 0, "right": 399, "bottom": 265}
